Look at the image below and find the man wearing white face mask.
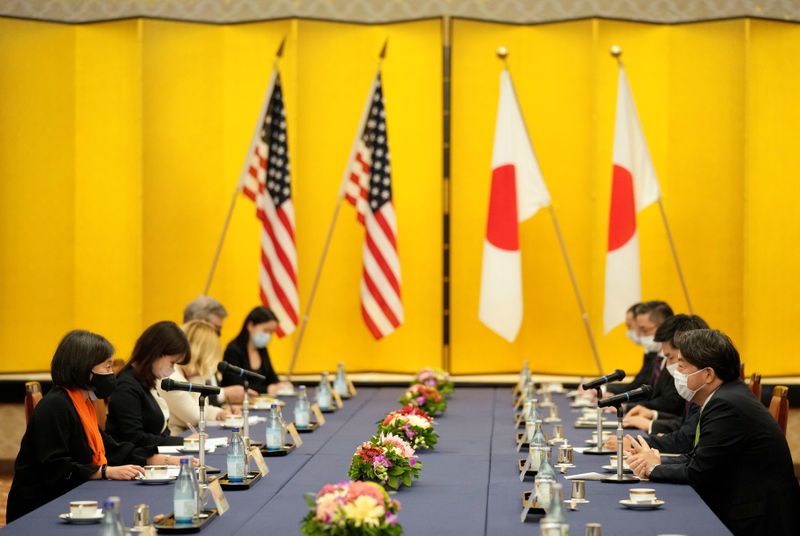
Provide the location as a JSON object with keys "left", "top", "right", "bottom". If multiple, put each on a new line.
{"left": 619, "top": 314, "right": 708, "bottom": 437}
{"left": 626, "top": 329, "right": 800, "bottom": 536}
{"left": 607, "top": 301, "right": 673, "bottom": 395}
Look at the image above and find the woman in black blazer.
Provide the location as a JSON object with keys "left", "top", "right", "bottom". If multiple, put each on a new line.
{"left": 220, "top": 307, "right": 284, "bottom": 394}
{"left": 106, "top": 321, "right": 190, "bottom": 449}
{"left": 7, "top": 330, "right": 184, "bottom": 523}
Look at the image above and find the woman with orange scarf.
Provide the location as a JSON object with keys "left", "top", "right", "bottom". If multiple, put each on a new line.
{"left": 6, "top": 330, "right": 187, "bottom": 523}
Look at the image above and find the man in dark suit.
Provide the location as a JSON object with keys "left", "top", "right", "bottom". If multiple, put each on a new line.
{"left": 622, "top": 314, "right": 708, "bottom": 433}
{"left": 626, "top": 329, "right": 800, "bottom": 536}
{"left": 607, "top": 301, "right": 673, "bottom": 395}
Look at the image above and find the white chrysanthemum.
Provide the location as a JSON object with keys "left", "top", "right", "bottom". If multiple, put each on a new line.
{"left": 343, "top": 495, "right": 385, "bottom": 527}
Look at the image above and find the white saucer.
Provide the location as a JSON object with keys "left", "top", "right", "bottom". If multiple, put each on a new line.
{"left": 177, "top": 447, "right": 209, "bottom": 454}
{"left": 601, "top": 464, "right": 633, "bottom": 473}
{"left": 59, "top": 511, "right": 103, "bottom": 524}
{"left": 565, "top": 498, "right": 589, "bottom": 504}
{"left": 136, "top": 476, "right": 177, "bottom": 484}
{"left": 554, "top": 463, "right": 576, "bottom": 469}
{"left": 619, "top": 499, "right": 665, "bottom": 510}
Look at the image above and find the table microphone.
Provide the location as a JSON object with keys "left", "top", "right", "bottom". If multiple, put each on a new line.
{"left": 217, "top": 361, "right": 267, "bottom": 382}
{"left": 582, "top": 369, "right": 626, "bottom": 390}
{"left": 597, "top": 385, "right": 652, "bottom": 408}
{"left": 160, "top": 378, "right": 220, "bottom": 396}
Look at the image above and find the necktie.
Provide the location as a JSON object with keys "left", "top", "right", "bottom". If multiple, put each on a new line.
{"left": 694, "top": 415, "right": 701, "bottom": 447}
{"left": 651, "top": 356, "right": 663, "bottom": 385}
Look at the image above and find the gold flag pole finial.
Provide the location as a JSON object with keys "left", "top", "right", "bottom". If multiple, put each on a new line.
{"left": 276, "top": 35, "right": 287, "bottom": 59}
{"left": 496, "top": 46, "right": 509, "bottom": 66}
{"left": 379, "top": 38, "right": 389, "bottom": 60}
{"left": 610, "top": 44, "right": 623, "bottom": 64}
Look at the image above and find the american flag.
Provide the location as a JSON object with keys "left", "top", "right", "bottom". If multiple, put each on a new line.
{"left": 344, "top": 73, "right": 403, "bottom": 339}
{"left": 241, "top": 73, "right": 298, "bottom": 337}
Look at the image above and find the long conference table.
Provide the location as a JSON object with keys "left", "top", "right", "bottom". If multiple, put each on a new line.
{"left": 2, "top": 386, "right": 731, "bottom": 535}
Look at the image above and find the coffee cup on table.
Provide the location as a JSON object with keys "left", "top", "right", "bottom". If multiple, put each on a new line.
{"left": 69, "top": 500, "right": 98, "bottom": 519}
{"left": 591, "top": 431, "right": 611, "bottom": 443}
{"left": 629, "top": 488, "right": 657, "bottom": 503}
{"left": 144, "top": 465, "right": 169, "bottom": 479}
{"left": 225, "top": 415, "right": 243, "bottom": 427}
{"left": 183, "top": 437, "right": 200, "bottom": 451}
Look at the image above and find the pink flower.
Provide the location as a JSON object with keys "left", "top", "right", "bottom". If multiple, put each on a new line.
{"left": 346, "top": 481, "right": 386, "bottom": 505}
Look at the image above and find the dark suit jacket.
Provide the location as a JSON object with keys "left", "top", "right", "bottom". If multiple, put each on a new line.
{"left": 638, "top": 359, "right": 685, "bottom": 415}
{"left": 6, "top": 387, "right": 154, "bottom": 523}
{"left": 606, "top": 351, "right": 657, "bottom": 394}
{"left": 648, "top": 404, "right": 699, "bottom": 452}
{"left": 650, "top": 411, "right": 682, "bottom": 434}
{"left": 650, "top": 380, "right": 800, "bottom": 536}
{"left": 106, "top": 369, "right": 183, "bottom": 449}
{"left": 220, "top": 340, "right": 279, "bottom": 393}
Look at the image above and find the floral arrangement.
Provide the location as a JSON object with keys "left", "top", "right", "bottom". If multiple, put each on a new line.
{"left": 398, "top": 383, "right": 447, "bottom": 416}
{"left": 301, "top": 480, "right": 402, "bottom": 536}
{"left": 348, "top": 434, "right": 422, "bottom": 489}
{"left": 377, "top": 407, "right": 438, "bottom": 450}
{"left": 415, "top": 367, "right": 455, "bottom": 397}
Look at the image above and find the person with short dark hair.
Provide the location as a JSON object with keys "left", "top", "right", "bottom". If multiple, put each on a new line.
{"left": 606, "top": 300, "right": 674, "bottom": 395}
{"left": 624, "top": 302, "right": 643, "bottom": 345}
{"left": 626, "top": 329, "right": 800, "bottom": 535}
{"left": 106, "top": 321, "right": 191, "bottom": 448}
{"left": 622, "top": 314, "right": 709, "bottom": 433}
{"left": 6, "top": 330, "right": 185, "bottom": 523}
{"left": 220, "top": 306, "right": 290, "bottom": 395}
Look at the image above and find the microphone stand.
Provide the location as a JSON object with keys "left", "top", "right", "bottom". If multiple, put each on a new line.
{"left": 583, "top": 387, "right": 614, "bottom": 455}
{"left": 198, "top": 395, "right": 208, "bottom": 485}
{"left": 242, "top": 378, "right": 252, "bottom": 469}
{"left": 602, "top": 404, "right": 640, "bottom": 483}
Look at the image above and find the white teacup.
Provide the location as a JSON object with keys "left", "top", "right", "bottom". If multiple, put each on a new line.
{"left": 144, "top": 465, "right": 169, "bottom": 479}
{"left": 225, "top": 416, "right": 243, "bottom": 426}
{"left": 70, "top": 500, "right": 99, "bottom": 519}
{"left": 609, "top": 455, "right": 630, "bottom": 468}
{"left": 183, "top": 438, "right": 200, "bottom": 451}
{"left": 629, "top": 488, "right": 657, "bottom": 503}
{"left": 591, "top": 431, "right": 611, "bottom": 442}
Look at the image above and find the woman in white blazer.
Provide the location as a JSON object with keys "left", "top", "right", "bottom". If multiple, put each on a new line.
{"left": 160, "top": 320, "right": 233, "bottom": 433}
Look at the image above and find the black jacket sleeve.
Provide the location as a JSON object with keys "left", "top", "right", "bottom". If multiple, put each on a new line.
{"left": 30, "top": 395, "right": 99, "bottom": 483}
{"left": 650, "top": 396, "right": 741, "bottom": 485}
{"left": 107, "top": 374, "right": 182, "bottom": 448}
{"left": 102, "top": 430, "right": 155, "bottom": 466}
{"left": 648, "top": 407, "right": 698, "bottom": 453}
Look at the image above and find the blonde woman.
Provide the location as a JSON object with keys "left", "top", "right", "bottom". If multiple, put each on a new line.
{"left": 160, "top": 320, "right": 232, "bottom": 433}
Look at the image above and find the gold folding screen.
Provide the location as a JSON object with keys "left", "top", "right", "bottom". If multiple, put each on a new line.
{"left": 0, "top": 17, "right": 798, "bottom": 376}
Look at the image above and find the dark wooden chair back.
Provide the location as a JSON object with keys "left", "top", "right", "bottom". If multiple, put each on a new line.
{"left": 24, "top": 381, "right": 43, "bottom": 424}
{"left": 749, "top": 373, "right": 762, "bottom": 401}
{"left": 768, "top": 386, "right": 789, "bottom": 435}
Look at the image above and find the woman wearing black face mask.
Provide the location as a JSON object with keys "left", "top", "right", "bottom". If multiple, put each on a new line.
{"left": 6, "top": 330, "right": 187, "bottom": 524}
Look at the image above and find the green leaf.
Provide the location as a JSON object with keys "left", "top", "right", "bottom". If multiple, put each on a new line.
{"left": 388, "top": 475, "right": 399, "bottom": 489}
{"left": 402, "top": 474, "right": 412, "bottom": 487}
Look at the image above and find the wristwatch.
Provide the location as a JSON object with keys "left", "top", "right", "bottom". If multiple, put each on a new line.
{"left": 101, "top": 464, "right": 108, "bottom": 480}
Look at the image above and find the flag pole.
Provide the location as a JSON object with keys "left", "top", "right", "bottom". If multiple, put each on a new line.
{"left": 611, "top": 45, "right": 694, "bottom": 314}
{"left": 203, "top": 37, "right": 287, "bottom": 296}
{"left": 285, "top": 39, "right": 389, "bottom": 382}
{"left": 547, "top": 206, "right": 604, "bottom": 374}
{"left": 657, "top": 199, "right": 694, "bottom": 313}
{"left": 498, "top": 46, "right": 603, "bottom": 373}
